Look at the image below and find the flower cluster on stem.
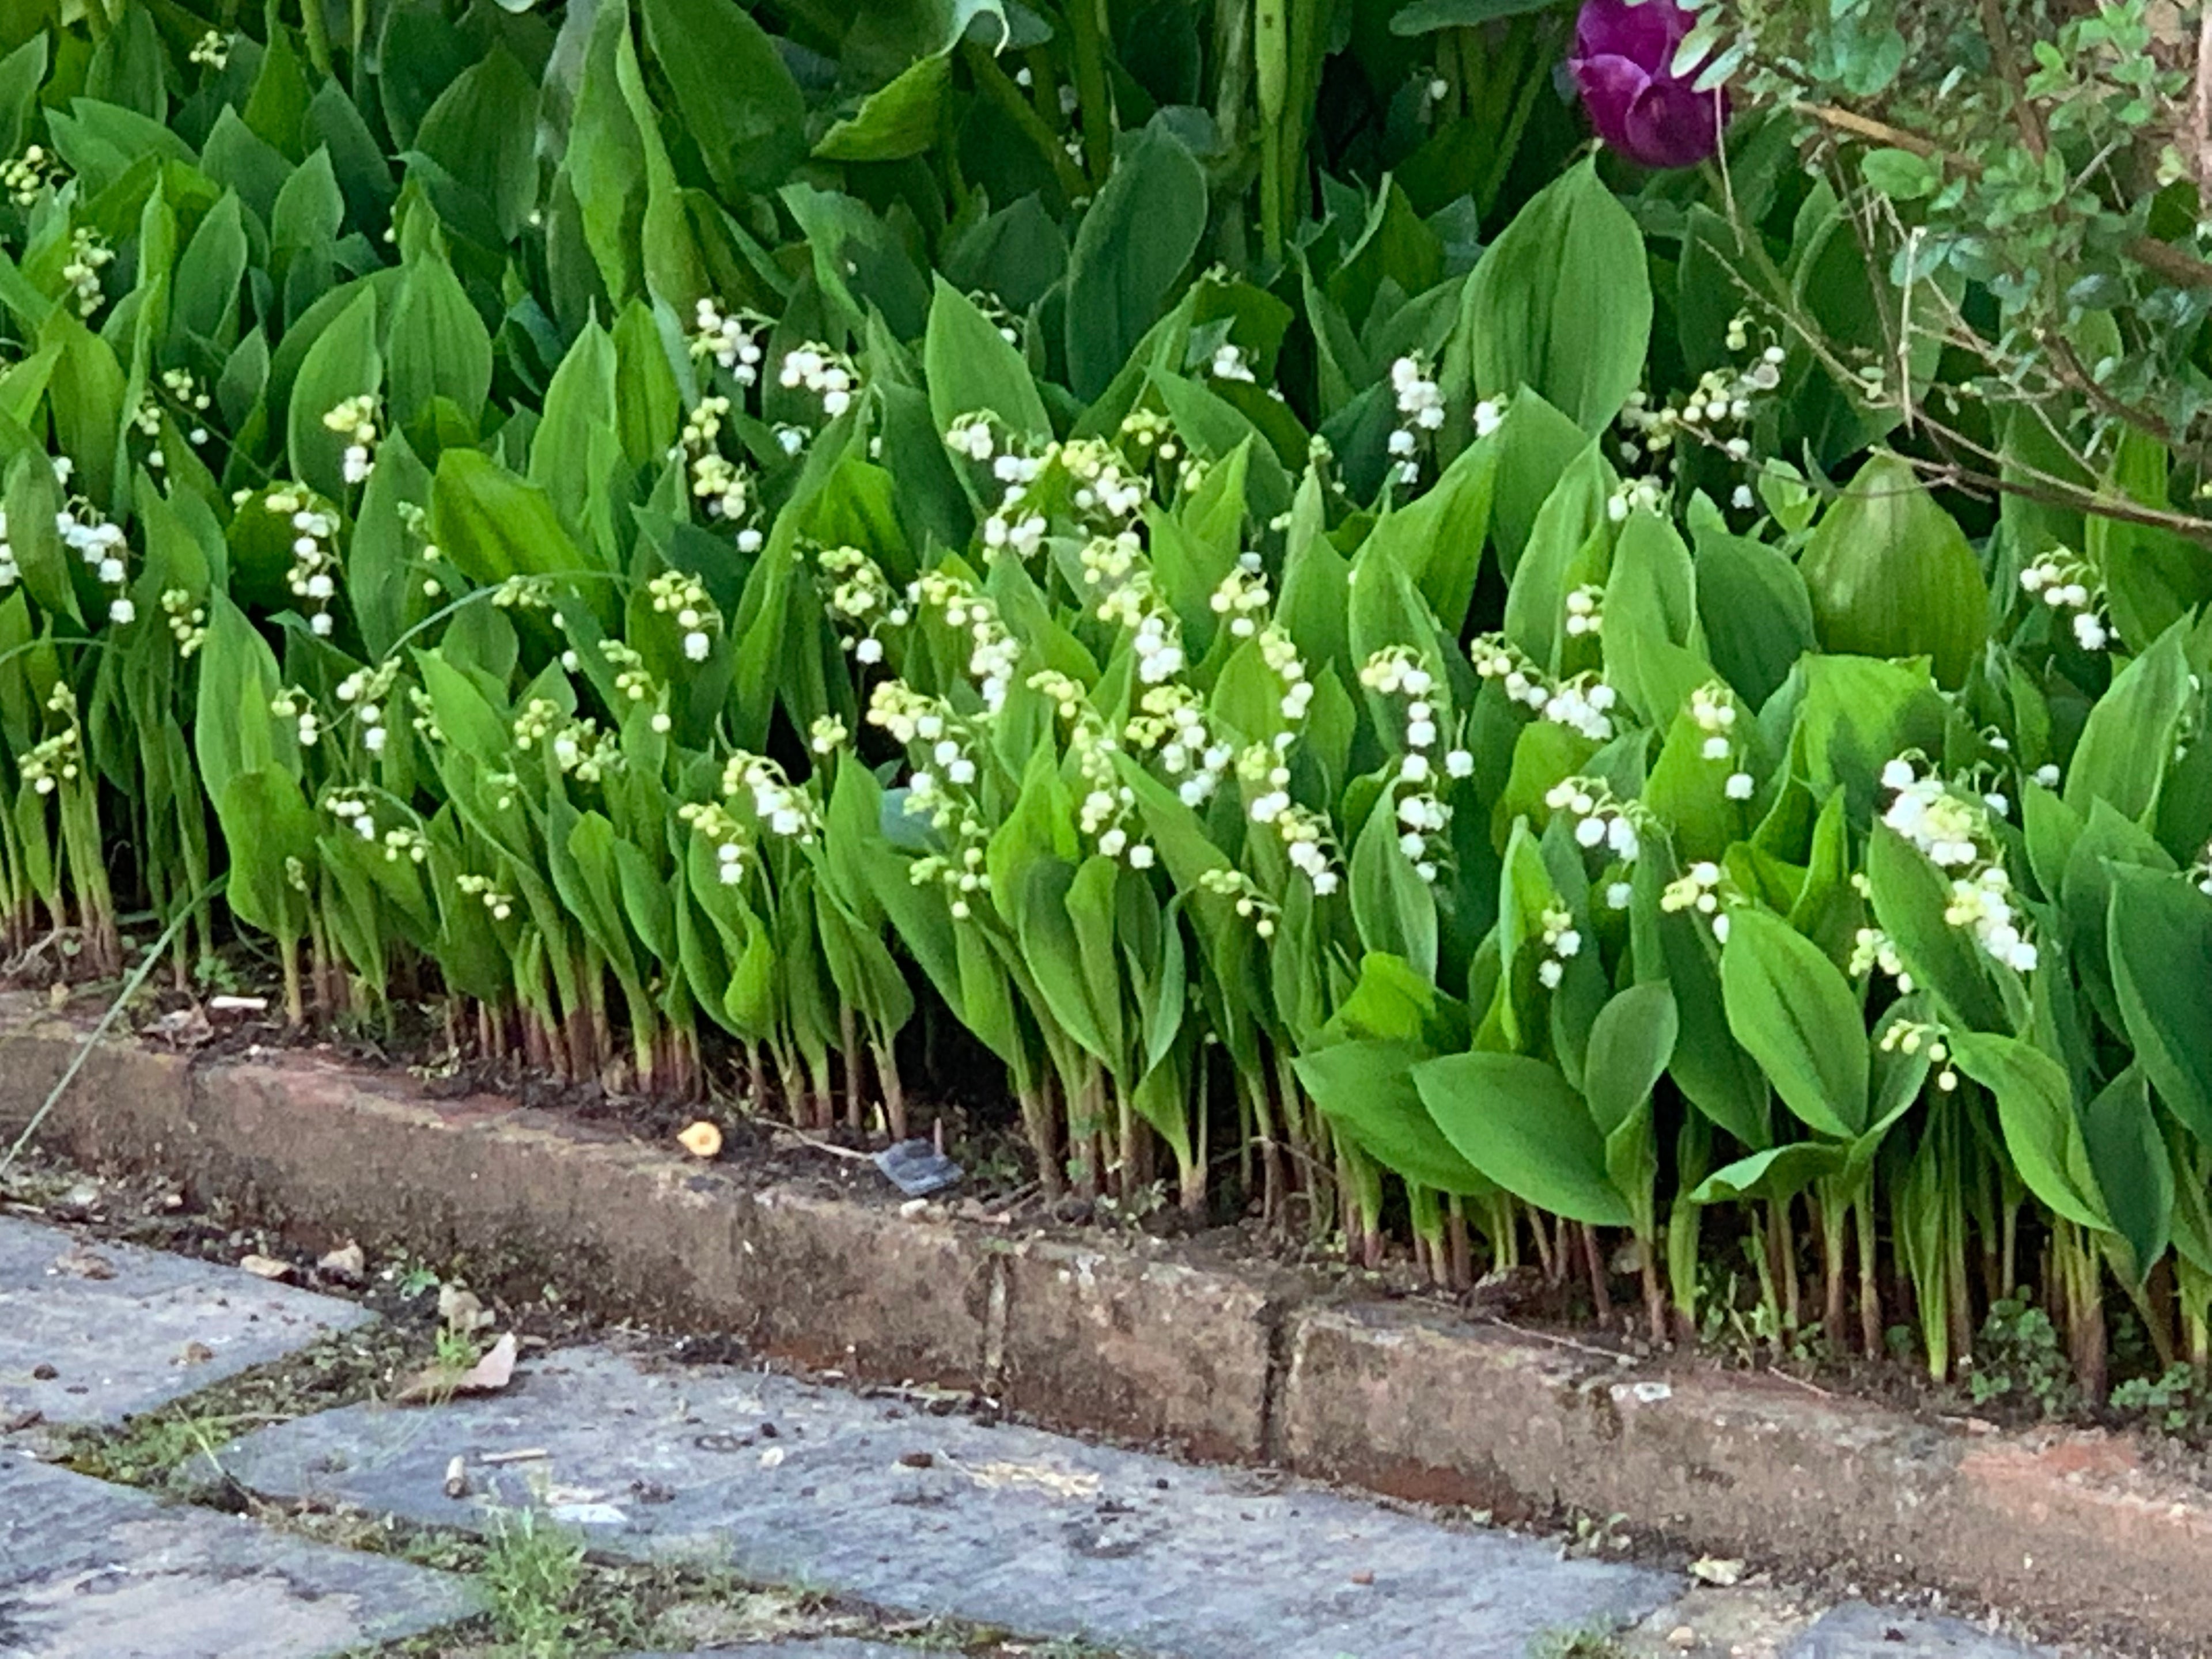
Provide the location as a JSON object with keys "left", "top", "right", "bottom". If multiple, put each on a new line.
{"left": 1470, "top": 633, "right": 1619, "bottom": 740}
{"left": 2019, "top": 546, "right": 2112, "bottom": 652}
{"left": 1880, "top": 756, "right": 2038, "bottom": 974}
{"left": 323, "top": 395, "right": 380, "bottom": 486}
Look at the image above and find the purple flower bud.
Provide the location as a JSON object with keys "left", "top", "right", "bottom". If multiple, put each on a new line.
{"left": 1570, "top": 0, "right": 1730, "bottom": 170}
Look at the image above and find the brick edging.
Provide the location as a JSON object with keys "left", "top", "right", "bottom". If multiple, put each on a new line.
{"left": 3, "top": 994, "right": 2208, "bottom": 1643}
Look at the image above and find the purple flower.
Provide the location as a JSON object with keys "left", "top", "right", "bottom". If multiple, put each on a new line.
{"left": 1570, "top": 0, "right": 1729, "bottom": 171}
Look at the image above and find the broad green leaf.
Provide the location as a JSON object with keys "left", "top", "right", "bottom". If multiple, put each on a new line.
{"left": 387, "top": 254, "right": 493, "bottom": 430}
{"left": 215, "top": 766, "right": 317, "bottom": 944}
{"left": 1350, "top": 782, "right": 1438, "bottom": 980}
{"left": 1487, "top": 389, "right": 1590, "bottom": 574}
{"left": 1297, "top": 1038, "right": 1491, "bottom": 1195}
{"left": 925, "top": 275, "right": 1051, "bottom": 444}
{"left": 1693, "top": 524, "right": 1813, "bottom": 710}
{"left": 414, "top": 45, "right": 539, "bottom": 240}
{"left": 2109, "top": 868, "right": 2212, "bottom": 1145}
{"left": 815, "top": 54, "right": 950, "bottom": 163}
{"left": 172, "top": 190, "right": 248, "bottom": 347}
{"left": 1798, "top": 454, "right": 1987, "bottom": 689}
{"left": 431, "top": 449, "right": 604, "bottom": 586}
{"left": 2066, "top": 618, "right": 2192, "bottom": 824}
{"left": 529, "top": 320, "right": 623, "bottom": 541}
{"left": 1359, "top": 434, "right": 1496, "bottom": 637}
{"left": 2084, "top": 1063, "right": 2170, "bottom": 1282}
{"left": 1584, "top": 982, "right": 1678, "bottom": 1138}
{"left": 1065, "top": 128, "right": 1207, "bottom": 402}
{"left": 1689, "top": 1142, "right": 1847, "bottom": 1203}
{"left": 1721, "top": 907, "right": 1868, "bottom": 1139}
{"left": 1949, "top": 1032, "right": 2109, "bottom": 1230}
{"left": 1792, "top": 654, "right": 1946, "bottom": 822}
{"left": 286, "top": 286, "right": 381, "bottom": 498}
{"left": 1412, "top": 1051, "right": 1633, "bottom": 1225}
{"left": 642, "top": 0, "right": 806, "bottom": 195}
{"left": 41, "top": 312, "right": 127, "bottom": 506}
{"left": 560, "top": 0, "right": 647, "bottom": 306}
{"left": 1459, "top": 158, "right": 1650, "bottom": 434}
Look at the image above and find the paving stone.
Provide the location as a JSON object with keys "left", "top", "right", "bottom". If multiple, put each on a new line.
{"left": 223, "top": 1344, "right": 1677, "bottom": 1659}
{"left": 1787, "top": 1601, "right": 2052, "bottom": 1658}
{"left": 0, "top": 1216, "right": 370, "bottom": 1429}
{"left": 0, "top": 1449, "right": 475, "bottom": 1657}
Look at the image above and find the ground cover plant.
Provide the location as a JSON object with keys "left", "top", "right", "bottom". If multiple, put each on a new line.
{"left": 5, "top": 0, "right": 2212, "bottom": 1406}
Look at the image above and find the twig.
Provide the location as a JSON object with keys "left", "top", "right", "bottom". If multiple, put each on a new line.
{"left": 1479, "top": 1314, "right": 1631, "bottom": 1364}
{"left": 1794, "top": 100, "right": 2212, "bottom": 292}
{"left": 1762, "top": 1365, "right": 1834, "bottom": 1400}
{"left": 1976, "top": 0, "right": 2048, "bottom": 163}
{"left": 777, "top": 1124, "right": 876, "bottom": 1162}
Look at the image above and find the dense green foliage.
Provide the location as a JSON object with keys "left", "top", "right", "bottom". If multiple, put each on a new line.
{"left": 6, "top": 0, "right": 2212, "bottom": 1402}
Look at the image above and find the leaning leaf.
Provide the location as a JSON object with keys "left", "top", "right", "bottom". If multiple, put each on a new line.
{"left": 1412, "top": 1050, "right": 1633, "bottom": 1225}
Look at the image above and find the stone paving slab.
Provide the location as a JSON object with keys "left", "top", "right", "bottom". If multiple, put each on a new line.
{"left": 1788, "top": 1601, "right": 2048, "bottom": 1658}
{"left": 0, "top": 1215, "right": 370, "bottom": 1428}
{"left": 222, "top": 1345, "right": 1678, "bottom": 1659}
{"left": 0, "top": 1449, "right": 475, "bottom": 1657}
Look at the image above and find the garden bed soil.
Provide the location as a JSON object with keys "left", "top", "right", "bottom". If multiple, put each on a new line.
{"left": 3, "top": 987, "right": 2211, "bottom": 1654}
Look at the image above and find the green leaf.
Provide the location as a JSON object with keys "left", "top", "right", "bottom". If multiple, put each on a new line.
{"left": 1412, "top": 1051, "right": 1633, "bottom": 1225}
{"left": 214, "top": 766, "right": 316, "bottom": 945}
{"left": 1297, "top": 1039, "right": 1491, "bottom": 1195}
{"left": 559, "top": 0, "right": 648, "bottom": 306}
{"left": 387, "top": 254, "right": 493, "bottom": 430}
{"left": 1458, "top": 158, "right": 1650, "bottom": 434}
{"left": 41, "top": 312, "right": 127, "bottom": 506}
{"left": 3, "top": 451, "right": 79, "bottom": 626}
{"left": 1689, "top": 1142, "right": 1846, "bottom": 1204}
{"left": 815, "top": 54, "right": 950, "bottom": 162}
{"left": 1798, "top": 454, "right": 1987, "bottom": 690}
{"left": 1064, "top": 128, "right": 1208, "bottom": 402}
{"left": 1720, "top": 907, "right": 1868, "bottom": 1139}
{"left": 172, "top": 191, "right": 248, "bottom": 347}
{"left": 779, "top": 183, "right": 931, "bottom": 339}
{"left": 925, "top": 275, "right": 1051, "bottom": 444}
{"left": 1865, "top": 823, "right": 2012, "bottom": 1033}
{"left": 1487, "top": 389, "right": 1590, "bottom": 574}
{"left": 1860, "top": 146, "right": 1940, "bottom": 200}
{"left": 2084, "top": 1064, "right": 2170, "bottom": 1282}
{"left": 1793, "top": 654, "right": 1947, "bottom": 821}
{"left": 1350, "top": 782, "right": 1439, "bottom": 980}
{"left": 1949, "top": 1031, "right": 2109, "bottom": 1231}
{"left": 529, "top": 319, "right": 623, "bottom": 542}
{"left": 642, "top": 0, "right": 808, "bottom": 194}
{"left": 2109, "top": 868, "right": 2212, "bottom": 1145}
{"left": 413, "top": 45, "right": 539, "bottom": 241}
{"left": 1584, "top": 982, "right": 1678, "bottom": 1138}
{"left": 431, "top": 449, "right": 604, "bottom": 586}
{"left": 1359, "top": 434, "right": 1497, "bottom": 637}
{"left": 2066, "top": 618, "right": 2192, "bottom": 824}
{"left": 1693, "top": 524, "right": 1813, "bottom": 710}
{"left": 286, "top": 286, "right": 381, "bottom": 498}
